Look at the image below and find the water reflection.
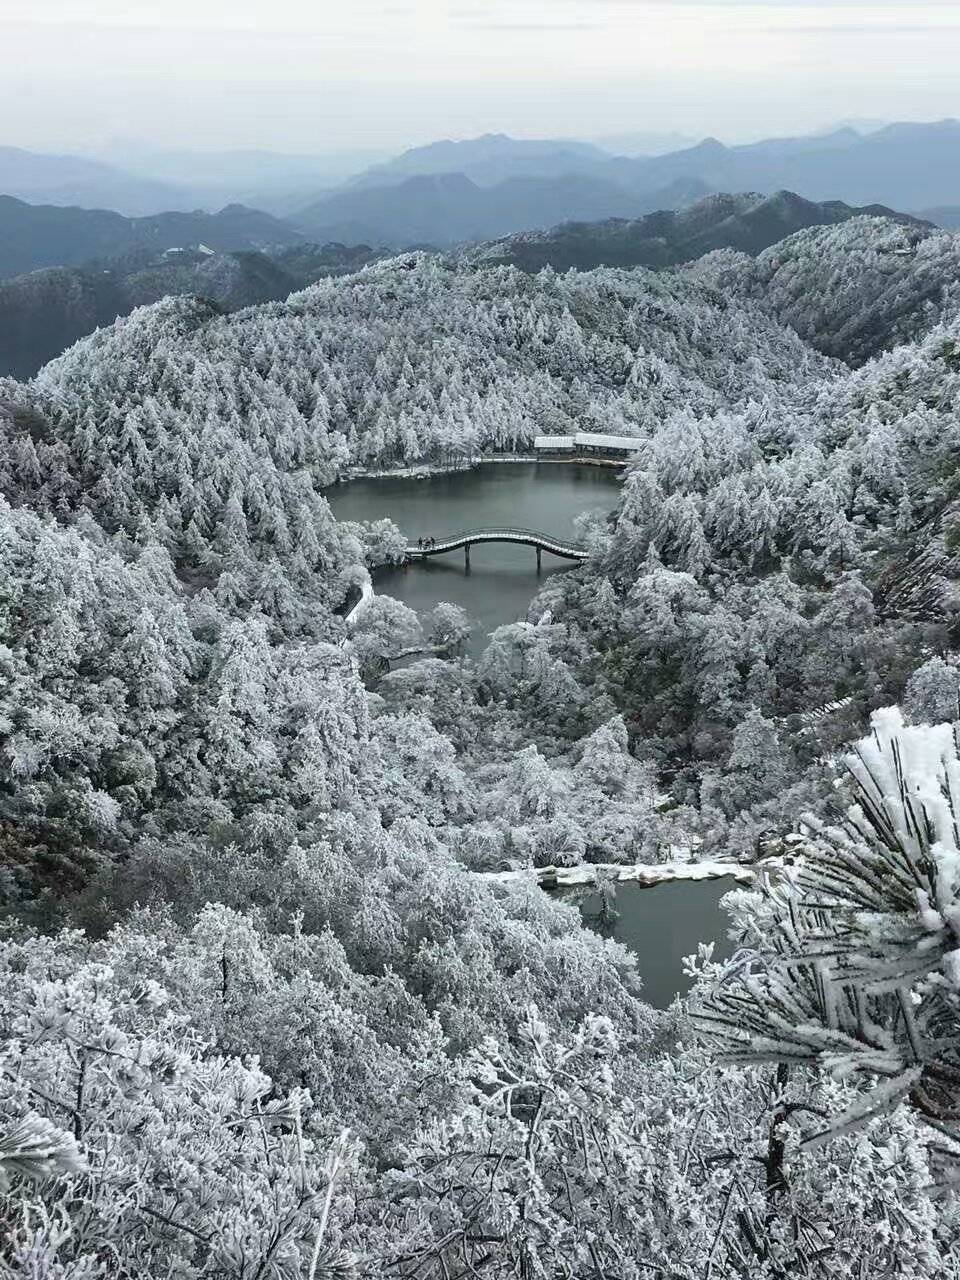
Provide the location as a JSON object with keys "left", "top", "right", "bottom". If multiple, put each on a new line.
{"left": 560, "top": 878, "right": 733, "bottom": 1008}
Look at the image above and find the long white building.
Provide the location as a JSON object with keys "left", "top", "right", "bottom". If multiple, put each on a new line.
{"left": 533, "top": 432, "right": 644, "bottom": 460}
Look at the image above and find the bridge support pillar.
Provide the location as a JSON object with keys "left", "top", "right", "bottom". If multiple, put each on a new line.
{"left": 464, "top": 543, "right": 471, "bottom": 572}
{"left": 536, "top": 546, "right": 542, "bottom": 574}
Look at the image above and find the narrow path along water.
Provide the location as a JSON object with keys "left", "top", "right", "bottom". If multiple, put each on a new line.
{"left": 327, "top": 463, "right": 621, "bottom": 655}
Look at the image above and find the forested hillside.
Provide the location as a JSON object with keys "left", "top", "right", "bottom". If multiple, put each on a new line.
{"left": 7, "top": 187, "right": 896, "bottom": 379}
{"left": 0, "top": 242, "right": 391, "bottom": 379}
{"left": 22, "top": 254, "right": 827, "bottom": 489}
{"left": 689, "top": 214, "right": 960, "bottom": 363}
{"left": 3, "top": 238, "right": 960, "bottom": 1275}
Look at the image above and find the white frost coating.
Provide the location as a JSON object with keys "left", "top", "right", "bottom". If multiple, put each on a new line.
{"left": 534, "top": 432, "right": 643, "bottom": 453}
{"left": 849, "top": 708, "right": 960, "bottom": 918}
{"left": 340, "top": 454, "right": 538, "bottom": 481}
{"left": 477, "top": 860, "right": 755, "bottom": 888}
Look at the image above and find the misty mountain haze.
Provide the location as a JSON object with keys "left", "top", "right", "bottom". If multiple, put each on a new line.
{"left": 348, "top": 134, "right": 613, "bottom": 189}
{"left": 0, "top": 146, "right": 188, "bottom": 217}
{"left": 294, "top": 171, "right": 711, "bottom": 248}
{"left": 288, "top": 122, "right": 960, "bottom": 248}
{"left": 608, "top": 119, "right": 960, "bottom": 210}
{"left": 919, "top": 207, "right": 960, "bottom": 230}
{"left": 91, "top": 143, "right": 395, "bottom": 216}
{"left": 591, "top": 131, "right": 700, "bottom": 157}
{"left": 6, "top": 119, "right": 960, "bottom": 238}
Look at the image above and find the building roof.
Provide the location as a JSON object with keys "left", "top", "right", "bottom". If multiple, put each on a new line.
{"left": 574, "top": 432, "right": 643, "bottom": 452}
{"left": 534, "top": 435, "right": 575, "bottom": 450}
{"left": 534, "top": 432, "right": 643, "bottom": 453}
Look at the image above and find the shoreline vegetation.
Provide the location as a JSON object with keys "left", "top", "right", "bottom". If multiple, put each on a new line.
{"left": 336, "top": 450, "right": 624, "bottom": 483}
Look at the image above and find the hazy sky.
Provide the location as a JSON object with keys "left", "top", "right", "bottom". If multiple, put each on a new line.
{"left": 4, "top": 1, "right": 960, "bottom": 155}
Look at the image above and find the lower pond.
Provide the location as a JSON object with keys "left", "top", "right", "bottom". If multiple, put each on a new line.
{"left": 562, "top": 878, "right": 734, "bottom": 1008}
{"left": 327, "top": 462, "right": 621, "bottom": 655}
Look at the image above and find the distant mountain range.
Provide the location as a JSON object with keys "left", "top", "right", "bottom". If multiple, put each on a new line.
{"left": 88, "top": 144, "right": 394, "bottom": 216}
{"left": 0, "top": 196, "right": 304, "bottom": 280}
{"left": 295, "top": 171, "right": 710, "bottom": 247}
{"left": 465, "top": 191, "right": 930, "bottom": 273}
{"left": 334, "top": 121, "right": 960, "bottom": 213}
{"left": 4, "top": 121, "right": 960, "bottom": 380}
{"left": 0, "top": 144, "right": 387, "bottom": 218}
{"left": 348, "top": 134, "right": 611, "bottom": 189}
{"left": 599, "top": 121, "right": 960, "bottom": 211}
{"left": 292, "top": 122, "right": 960, "bottom": 248}
{"left": 0, "top": 146, "right": 188, "bottom": 217}
{"left": 7, "top": 120, "right": 960, "bottom": 237}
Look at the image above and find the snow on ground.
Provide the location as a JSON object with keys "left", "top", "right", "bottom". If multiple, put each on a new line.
{"left": 478, "top": 860, "right": 755, "bottom": 888}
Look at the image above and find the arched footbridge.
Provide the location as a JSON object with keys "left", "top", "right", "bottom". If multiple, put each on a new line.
{"left": 406, "top": 527, "right": 586, "bottom": 569}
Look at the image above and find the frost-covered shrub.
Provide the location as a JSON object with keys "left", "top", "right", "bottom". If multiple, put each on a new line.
{"left": 0, "top": 924, "right": 361, "bottom": 1278}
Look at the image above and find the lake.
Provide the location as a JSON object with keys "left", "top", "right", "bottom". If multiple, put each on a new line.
{"left": 568, "top": 878, "right": 734, "bottom": 1008}
{"left": 327, "top": 462, "right": 621, "bottom": 655}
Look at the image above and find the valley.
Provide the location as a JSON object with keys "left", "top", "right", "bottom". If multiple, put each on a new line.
{"left": 4, "top": 114, "right": 960, "bottom": 1274}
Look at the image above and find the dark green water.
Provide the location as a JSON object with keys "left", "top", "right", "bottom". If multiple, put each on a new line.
{"left": 327, "top": 463, "right": 621, "bottom": 655}
{"left": 569, "top": 878, "right": 734, "bottom": 1008}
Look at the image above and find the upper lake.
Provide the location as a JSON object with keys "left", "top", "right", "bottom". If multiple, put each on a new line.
{"left": 327, "top": 462, "right": 621, "bottom": 655}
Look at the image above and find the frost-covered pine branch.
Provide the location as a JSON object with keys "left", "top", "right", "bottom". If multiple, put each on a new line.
{"left": 696, "top": 706, "right": 960, "bottom": 1170}
{"left": 0, "top": 1113, "right": 86, "bottom": 1190}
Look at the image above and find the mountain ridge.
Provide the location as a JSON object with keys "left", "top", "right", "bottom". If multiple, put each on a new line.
{"left": 348, "top": 132, "right": 611, "bottom": 190}
{"left": 9, "top": 119, "right": 960, "bottom": 231}
{"left": 0, "top": 195, "right": 304, "bottom": 280}
{"left": 606, "top": 119, "right": 960, "bottom": 210}
{"left": 465, "top": 190, "right": 930, "bottom": 272}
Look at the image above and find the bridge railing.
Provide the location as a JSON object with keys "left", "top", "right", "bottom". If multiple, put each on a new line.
{"left": 408, "top": 527, "right": 583, "bottom": 548}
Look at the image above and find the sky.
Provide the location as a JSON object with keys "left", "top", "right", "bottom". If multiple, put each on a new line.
{"left": 3, "top": 0, "right": 960, "bottom": 156}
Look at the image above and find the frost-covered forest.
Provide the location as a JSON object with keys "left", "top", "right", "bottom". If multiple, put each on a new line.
{"left": 3, "top": 213, "right": 960, "bottom": 1276}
